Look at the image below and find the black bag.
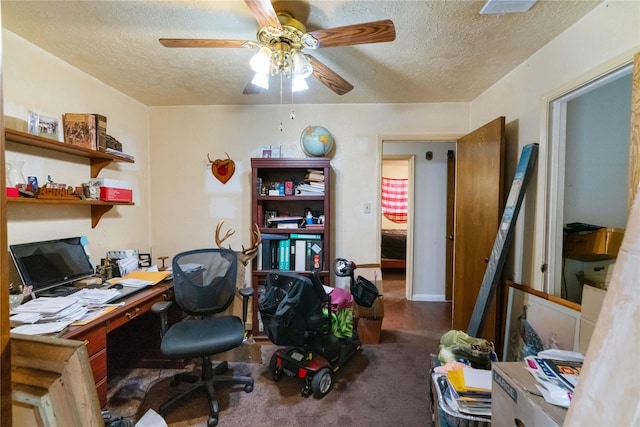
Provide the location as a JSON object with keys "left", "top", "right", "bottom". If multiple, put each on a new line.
{"left": 351, "top": 275, "right": 380, "bottom": 308}
{"left": 258, "top": 272, "right": 322, "bottom": 346}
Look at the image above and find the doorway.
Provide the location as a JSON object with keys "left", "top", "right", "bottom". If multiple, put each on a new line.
{"left": 381, "top": 141, "right": 456, "bottom": 302}
{"left": 546, "top": 64, "right": 633, "bottom": 300}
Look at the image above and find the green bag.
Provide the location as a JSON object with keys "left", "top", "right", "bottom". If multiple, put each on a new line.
{"left": 438, "top": 330, "right": 496, "bottom": 369}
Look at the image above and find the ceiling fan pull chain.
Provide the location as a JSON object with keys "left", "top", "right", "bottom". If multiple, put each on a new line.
{"left": 279, "top": 74, "right": 284, "bottom": 132}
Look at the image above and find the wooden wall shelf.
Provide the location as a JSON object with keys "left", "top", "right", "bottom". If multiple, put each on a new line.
{"left": 4, "top": 128, "right": 135, "bottom": 228}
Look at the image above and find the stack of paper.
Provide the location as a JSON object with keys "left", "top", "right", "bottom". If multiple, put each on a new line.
{"left": 444, "top": 367, "right": 492, "bottom": 416}
{"left": 10, "top": 296, "right": 84, "bottom": 335}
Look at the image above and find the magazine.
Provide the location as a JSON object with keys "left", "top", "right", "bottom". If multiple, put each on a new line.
{"left": 523, "top": 356, "right": 582, "bottom": 408}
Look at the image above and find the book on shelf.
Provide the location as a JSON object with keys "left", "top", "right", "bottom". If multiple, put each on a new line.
{"left": 289, "top": 233, "right": 322, "bottom": 240}
{"left": 305, "top": 169, "right": 325, "bottom": 182}
{"left": 296, "top": 184, "right": 324, "bottom": 195}
{"left": 267, "top": 216, "right": 303, "bottom": 229}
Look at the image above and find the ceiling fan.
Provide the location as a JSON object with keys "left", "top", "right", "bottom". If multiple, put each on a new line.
{"left": 159, "top": 0, "right": 396, "bottom": 96}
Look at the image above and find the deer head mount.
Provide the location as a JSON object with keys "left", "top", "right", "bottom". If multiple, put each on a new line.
{"left": 215, "top": 222, "right": 262, "bottom": 266}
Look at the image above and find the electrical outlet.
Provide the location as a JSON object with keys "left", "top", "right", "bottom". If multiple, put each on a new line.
{"left": 363, "top": 202, "right": 371, "bottom": 214}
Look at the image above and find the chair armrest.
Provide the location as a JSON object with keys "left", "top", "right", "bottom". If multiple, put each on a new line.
{"left": 238, "top": 287, "right": 254, "bottom": 325}
{"left": 151, "top": 301, "right": 173, "bottom": 337}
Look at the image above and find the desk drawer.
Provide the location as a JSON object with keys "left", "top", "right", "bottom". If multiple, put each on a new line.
{"left": 106, "top": 291, "right": 170, "bottom": 332}
{"left": 90, "top": 349, "right": 107, "bottom": 384}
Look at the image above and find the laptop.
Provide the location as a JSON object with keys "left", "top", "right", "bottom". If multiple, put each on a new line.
{"left": 9, "top": 237, "right": 147, "bottom": 302}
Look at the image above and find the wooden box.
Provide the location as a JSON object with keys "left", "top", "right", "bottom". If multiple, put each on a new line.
{"left": 62, "top": 113, "right": 107, "bottom": 150}
{"left": 11, "top": 333, "right": 103, "bottom": 426}
{"left": 356, "top": 317, "right": 383, "bottom": 344}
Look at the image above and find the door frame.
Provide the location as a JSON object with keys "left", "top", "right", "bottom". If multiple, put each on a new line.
{"left": 380, "top": 135, "right": 461, "bottom": 301}
{"left": 541, "top": 60, "right": 634, "bottom": 296}
{"left": 381, "top": 154, "right": 414, "bottom": 300}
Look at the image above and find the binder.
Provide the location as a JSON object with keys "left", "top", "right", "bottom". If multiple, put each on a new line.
{"left": 294, "top": 239, "right": 307, "bottom": 271}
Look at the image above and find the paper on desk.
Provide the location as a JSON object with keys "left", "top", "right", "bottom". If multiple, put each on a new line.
{"left": 11, "top": 320, "right": 73, "bottom": 335}
{"left": 12, "top": 296, "right": 79, "bottom": 314}
{"left": 117, "top": 256, "right": 139, "bottom": 276}
{"left": 10, "top": 312, "right": 42, "bottom": 324}
{"left": 109, "top": 270, "right": 172, "bottom": 286}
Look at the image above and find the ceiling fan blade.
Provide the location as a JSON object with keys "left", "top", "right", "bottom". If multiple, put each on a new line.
{"left": 308, "top": 55, "right": 353, "bottom": 96}
{"left": 244, "top": 0, "right": 282, "bottom": 30}
{"left": 243, "top": 80, "right": 263, "bottom": 95}
{"left": 304, "top": 19, "right": 396, "bottom": 49}
{"left": 159, "top": 38, "right": 253, "bottom": 48}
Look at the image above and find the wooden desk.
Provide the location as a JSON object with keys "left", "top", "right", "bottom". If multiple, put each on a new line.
{"left": 62, "top": 281, "right": 174, "bottom": 408}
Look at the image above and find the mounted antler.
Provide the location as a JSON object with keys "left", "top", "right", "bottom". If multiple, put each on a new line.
{"left": 215, "top": 222, "right": 262, "bottom": 266}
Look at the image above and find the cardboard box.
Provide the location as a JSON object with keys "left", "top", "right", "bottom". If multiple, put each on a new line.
{"left": 492, "top": 362, "right": 567, "bottom": 427}
{"left": 579, "top": 284, "right": 607, "bottom": 354}
{"left": 583, "top": 260, "right": 616, "bottom": 288}
{"left": 353, "top": 296, "right": 384, "bottom": 319}
{"left": 564, "top": 227, "right": 624, "bottom": 261}
{"left": 100, "top": 186, "right": 132, "bottom": 202}
{"left": 356, "top": 318, "right": 382, "bottom": 344}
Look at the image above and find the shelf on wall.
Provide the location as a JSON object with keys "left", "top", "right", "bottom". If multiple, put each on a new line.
{"left": 4, "top": 128, "right": 136, "bottom": 228}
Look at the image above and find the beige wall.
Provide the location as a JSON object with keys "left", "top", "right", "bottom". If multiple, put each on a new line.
{"left": 3, "top": 31, "right": 151, "bottom": 265}
{"left": 147, "top": 104, "right": 469, "bottom": 285}
{"left": 469, "top": 0, "right": 640, "bottom": 290}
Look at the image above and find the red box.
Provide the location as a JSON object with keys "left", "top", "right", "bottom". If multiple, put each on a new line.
{"left": 6, "top": 187, "right": 19, "bottom": 198}
{"left": 100, "top": 187, "right": 132, "bottom": 202}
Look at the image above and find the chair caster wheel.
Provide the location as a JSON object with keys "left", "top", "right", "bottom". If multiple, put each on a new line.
{"left": 244, "top": 384, "right": 254, "bottom": 393}
{"left": 207, "top": 416, "right": 218, "bottom": 427}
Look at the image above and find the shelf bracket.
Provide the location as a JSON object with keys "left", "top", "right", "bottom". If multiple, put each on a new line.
{"left": 90, "top": 158, "right": 112, "bottom": 178}
{"left": 91, "top": 205, "right": 113, "bottom": 228}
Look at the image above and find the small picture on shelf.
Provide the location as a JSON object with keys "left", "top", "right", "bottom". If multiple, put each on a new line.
{"left": 264, "top": 210, "right": 278, "bottom": 227}
{"left": 261, "top": 145, "right": 272, "bottom": 158}
{"left": 28, "top": 111, "right": 60, "bottom": 140}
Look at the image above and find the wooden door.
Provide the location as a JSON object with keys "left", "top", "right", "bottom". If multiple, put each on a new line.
{"left": 452, "top": 117, "right": 505, "bottom": 342}
{"left": 445, "top": 150, "right": 455, "bottom": 301}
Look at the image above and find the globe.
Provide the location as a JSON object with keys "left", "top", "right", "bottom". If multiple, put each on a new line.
{"left": 300, "top": 125, "right": 334, "bottom": 157}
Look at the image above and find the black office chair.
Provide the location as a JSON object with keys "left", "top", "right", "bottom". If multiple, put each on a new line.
{"left": 152, "top": 248, "right": 254, "bottom": 427}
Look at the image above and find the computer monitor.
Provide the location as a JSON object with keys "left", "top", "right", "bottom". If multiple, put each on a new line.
{"left": 9, "top": 237, "right": 95, "bottom": 295}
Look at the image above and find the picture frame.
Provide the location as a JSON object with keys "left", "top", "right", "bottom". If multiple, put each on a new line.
{"left": 28, "top": 110, "right": 60, "bottom": 140}
{"left": 503, "top": 281, "right": 581, "bottom": 362}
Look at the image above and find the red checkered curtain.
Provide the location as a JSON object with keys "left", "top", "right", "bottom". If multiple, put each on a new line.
{"left": 381, "top": 177, "right": 408, "bottom": 223}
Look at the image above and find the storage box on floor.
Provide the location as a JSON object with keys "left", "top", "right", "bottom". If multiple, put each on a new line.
{"left": 353, "top": 296, "right": 384, "bottom": 344}
{"left": 579, "top": 283, "right": 607, "bottom": 354}
{"left": 350, "top": 266, "right": 384, "bottom": 344}
{"left": 492, "top": 362, "right": 566, "bottom": 427}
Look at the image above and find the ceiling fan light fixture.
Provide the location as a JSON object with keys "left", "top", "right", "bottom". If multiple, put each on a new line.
{"left": 292, "top": 75, "right": 309, "bottom": 92}
{"left": 292, "top": 51, "right": 313, "bottom": 78}
{"left": 251, "top": 72, "right": 269, "bottom": 90}
{"left": 250, "top": 46, "right": 272, "bottom": 74}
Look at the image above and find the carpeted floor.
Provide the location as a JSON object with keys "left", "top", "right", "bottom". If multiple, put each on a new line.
{"left": 106, "top": 328, "right": 442, "bottom": 426}
{"left": 106, "top": 271, "right": 449, "bottom": 426}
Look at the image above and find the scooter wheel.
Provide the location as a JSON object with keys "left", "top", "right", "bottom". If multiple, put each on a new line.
{"left": 269, "top": 353, "right": 281, "bottom": 381}
{"left": 311, "top": 368, "right": 333, "bottom": 397}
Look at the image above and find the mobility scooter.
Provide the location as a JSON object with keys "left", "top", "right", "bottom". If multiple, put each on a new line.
{"left": 258, "top": 259, "right": 379, "bottom": 397}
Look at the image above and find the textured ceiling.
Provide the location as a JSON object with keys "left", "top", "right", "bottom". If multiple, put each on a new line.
{"left": 1, "top": 0, "right": 600, "bottom": 106}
